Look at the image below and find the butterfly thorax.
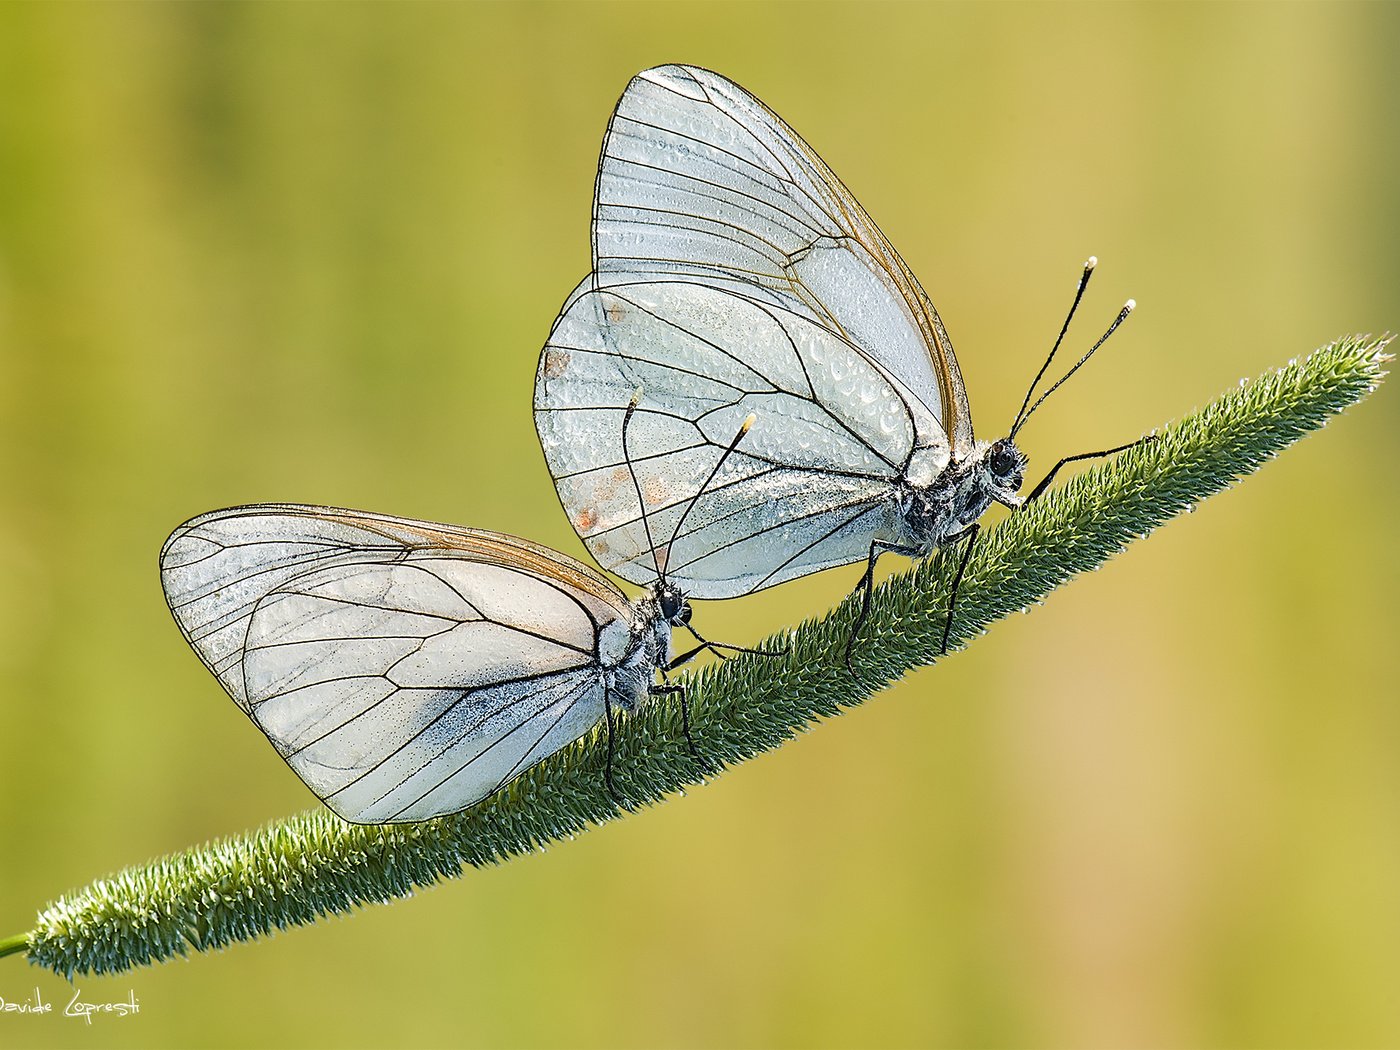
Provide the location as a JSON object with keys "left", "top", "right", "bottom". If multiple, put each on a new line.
{"left": 602, "top": 585, "right": 686, "bottom": 712}
{"left": 896, "top": 437, "right": 1028, "bottom": 555}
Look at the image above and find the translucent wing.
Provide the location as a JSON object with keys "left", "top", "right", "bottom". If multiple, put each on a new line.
{"left": 160, "top": 505, "right": 633, "bottom": 823}
{"left": 593, "top": 63, "right": 974, "bottom": 456}
{"left": 535, "top": 279, "right": 951, "bottom": 597}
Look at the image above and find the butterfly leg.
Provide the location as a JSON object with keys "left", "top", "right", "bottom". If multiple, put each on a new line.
{"left": 603, "top": 694, "right": 622, "bottom": 805}
{"left": 845, "top": 538, "right": 915, "bottom": 675}
{"left": 682, "top": 620, "right": 786, "bottom": 660}
{"left": 666, "top": 644, "right": 707, "bottom": 670}
{"left": 940, "top": 523, "right": 981, "bottom": 656}
{"left": 1025, "top": 436, "right": 1156, "bottom": 504}
{"left": 650, "top": 674, "right": 713, "bottom": 776}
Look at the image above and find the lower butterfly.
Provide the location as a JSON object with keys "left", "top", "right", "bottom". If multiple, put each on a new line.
{"left": 159, "top": 504, "right": 696, "bottom": 823}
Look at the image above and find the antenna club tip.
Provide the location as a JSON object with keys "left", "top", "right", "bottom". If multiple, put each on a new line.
{"left": 1125, "top": 299, "right": 1137, "bottom": 312}
{"left": 628, "top": 387, "right": 643, "bottom": 409}
{"left": 740, "top": 413, "right": 757, "bottom": 433}
{"left": 1086, "top": 256, "right": 1098, "bottom": 269}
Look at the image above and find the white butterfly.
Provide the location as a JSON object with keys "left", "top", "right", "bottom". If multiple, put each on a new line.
{"left": 534, "top": 65, "right": 1133, "bottom": 645}
{"left": 160, "top": 505, "right": 695, "bottom": 823}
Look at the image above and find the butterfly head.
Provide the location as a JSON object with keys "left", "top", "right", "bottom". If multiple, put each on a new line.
{"left": 980, "top": 437, "right": 1027, "bottom": 509}
{"left": 654, "top": 580, "right": 693, "bottom": 628}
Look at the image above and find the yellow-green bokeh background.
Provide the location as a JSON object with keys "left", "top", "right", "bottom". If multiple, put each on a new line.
{"left": 1, "top": 3, "right": 1397, "bottom": 1047}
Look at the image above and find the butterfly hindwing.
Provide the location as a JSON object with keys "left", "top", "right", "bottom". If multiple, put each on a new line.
{"left": 536, "top": 279, "right": 949, "bottom": 597}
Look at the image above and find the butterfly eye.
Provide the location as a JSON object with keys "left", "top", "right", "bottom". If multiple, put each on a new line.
{"left": 989, "top": 442, "right": 1020, "bottom": 478}
{"left": 657, "top": 585, "right": 686, "bottom": 623}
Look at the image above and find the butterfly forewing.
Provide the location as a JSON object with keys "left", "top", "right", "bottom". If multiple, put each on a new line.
{"left": 161, "top": 505, "right": 635, "bottom": 823}
{"left": 593, "top": 64, "right": 973, "bottom": 452}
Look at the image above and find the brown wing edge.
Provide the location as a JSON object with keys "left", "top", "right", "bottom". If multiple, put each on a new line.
{"left": 165, "top": 503, "right": 635, "bottom": 619}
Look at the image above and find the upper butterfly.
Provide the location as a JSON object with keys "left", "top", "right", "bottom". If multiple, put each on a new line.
{"left": 534, "top": 64, "right": 1133, "bottom": 614}
{"left": 160, "top": 505, "right": 688, "bottom": 823}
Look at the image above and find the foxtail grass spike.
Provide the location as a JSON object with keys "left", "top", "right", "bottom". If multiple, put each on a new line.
{"left": 5, "top": 334, "right": 1389, "bottom": 978}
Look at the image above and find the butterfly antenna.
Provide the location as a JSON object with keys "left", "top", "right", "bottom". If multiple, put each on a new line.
{"left": 1012, "top": 298, "right": 1136, "bottom": 438}
{"left": 663, "top": 413, "right": 786, "bottom": 660}
{"left": 622, "top": 388, "right": 666, "bottom": 583}
{"left": 1012, "top": 257, "right": 1096, "bottom": 436}
{"left": 663, "top": 412, "right": 756, "bottom": 561}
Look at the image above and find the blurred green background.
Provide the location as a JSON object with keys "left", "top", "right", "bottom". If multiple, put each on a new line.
{"left": 1, "top": 3, "right": 1396, "bottom": 1048}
